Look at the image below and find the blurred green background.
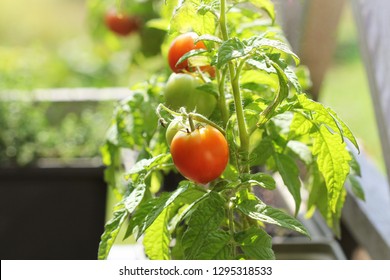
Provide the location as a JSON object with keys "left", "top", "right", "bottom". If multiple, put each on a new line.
{"left": 0, "top": 0, "right": 166, "bottom": 166}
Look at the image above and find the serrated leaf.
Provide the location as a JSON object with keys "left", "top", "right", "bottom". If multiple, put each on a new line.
{"left": 257, "top": 61, "right": 289, "bottom": 127}
{"left": 182, "top": 192, "right": 226, "bottom": 259}
{"left": 306, "top": 162, "right": 325, "bottom": 219}
{"left": 274, "top": 153, "right": 302, "bottom": 215}
{"left": 348, "top": 175, "right": 365, "bottom": 201}
{"left": 284, "top": 66, "right": 302, "bottom": 93}
{"left": 327, "top": 107, "right": 360, "bottom": 152}
{"left": 176, "top": 49, "right": 209, "bottom": 67}
{"left": 312, "top": 125, "right": 351, "bottom": 212}
{"left": 196, "top": 82, "right": 219, "bottom": 99}
{"left": 249, "top": 136, "right": 273, "bottom": 166}
{"left": 244, "top": 36, "right": 298, "bottom": 64}
{"left": 236, "top": 193, "right": 309, "bottom": 237}
{"left": 287, "top": 140, "right": 312, "bottom": 165}
{"left": 169, "top": 190, "right": 210, "bottom": 231}
{"left": 195, "top": 230, "right": 232, "bottom": 260}
{"left": 98, "top": 207, "right": 128, "bottom": 260}
{"left": 170, "top": 0, "right": 216, "bottom": 36}
{"left": 124, "top": 199, "right": 157, "bottom": 240}
{"left": 349, "top": 152, "right": 361, "bottom": 177}
{"left": 243, "top": 172, "right": 276, "bottom": 190}
{"left": 137, "top": 182, "right": 192, "bottom": 239}
{"left": 235, "top": 227, "right": 275, "bottom": 260}
{"left": 125, "top": 154, "right": 171, "bottom": 178}
{"left": 297, "top": 94, "right": 359, "bottom": 152}
{"left": 196, "top": 34, "right": 223, "bottom": 44}
{"left": 216, "top": 38, "right": 247, "bottom": 68}
{"left": 260, "top": 38, "right": 299, "bottom": 64}
{"left": 328, "top": 188, "right": 347, "bottom": 238}
{"left": 143, "top": 208, "right": 171, "bottom": 260}
{"left": 123, "top": 181, "right": 146, "bottom": 214}
{"left": 246, "top": 58, "right": 275, "bottom": 74}
{"left": 289, "top": 111, "right": 313, "bottom": 139}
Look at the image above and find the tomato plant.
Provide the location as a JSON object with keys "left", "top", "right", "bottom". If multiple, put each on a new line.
{"left": 171, "top": 124, "right": 229, "bottom": 184}
{"left": 164, "top": 73, "right": 217, "bottom": 116}
{"left": 99, "top": 0, "right": 363, "bottom": 260}
{"left": 105, "top": 10, "right": 141, "bottom": 36}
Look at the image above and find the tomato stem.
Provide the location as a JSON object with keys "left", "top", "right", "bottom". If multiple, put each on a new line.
{"left": 188, "top": 113, "right": 196, "bottom": 132}
{"left": 190, "top": 113, "right": 225, "bottom": 135}
{"left": 216, "top": 69, "right": 229, "bottom": 127}
{"left": 220, "top": 0, "right": 250, "bottom": 174}
{"left": 227, "top": 199, "right": 237, "bottom": 258}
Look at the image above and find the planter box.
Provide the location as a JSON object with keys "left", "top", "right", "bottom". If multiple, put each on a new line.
{"left": 0, "top": 165, "right": 107, "bottom": 260}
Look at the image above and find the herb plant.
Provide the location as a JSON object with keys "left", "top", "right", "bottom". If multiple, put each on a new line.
{"left": 98, "top": 0, "right": 363, "bottom": 260}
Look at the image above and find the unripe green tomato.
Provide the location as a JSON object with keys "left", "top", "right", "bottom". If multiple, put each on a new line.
{"left": 166, "top": 118, "right": 185, "bottom": 146}
{"left": 163, "top": 73, "right": 217, "bottom": 117}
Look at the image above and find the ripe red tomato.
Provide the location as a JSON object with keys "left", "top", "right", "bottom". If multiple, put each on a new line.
{"left": 170, "top": 125, "right": 229, "bottom": 184}
{"left": 105, "top": 10, "right": 141, "bottom": 36}
{"left": 168, "top": 32, "right": 215, "bottom": 77}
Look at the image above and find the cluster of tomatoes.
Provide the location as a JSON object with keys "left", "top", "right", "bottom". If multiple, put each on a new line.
{"left": 165, "top": 33, "right": 229, "bottom": 185}
{"left": 104, "top": 10, "right": 229, "bottom": 185}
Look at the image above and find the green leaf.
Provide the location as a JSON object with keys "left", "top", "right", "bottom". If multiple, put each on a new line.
{"left": 146, "top": 18, "right": 170, "bottom": 31}
{"left": 216, "top": 38, "right": 247, "bottom": 68}
{"left": 312, "top": 125, "right": 351, "bottom": 212}
{"left": 245, "top": 37, "right": 299, "bottom": 64}
{"left": 124, "top": 198, "right": 157, "bottom": 240}
{"left": 284, "top": 66, "right": 302, "bottom": 93}
{"left": 98, "top": 207, "right": 128, "bottom": 260}
{"left": 249, "top": 136, "right": 273, "bottom": 166}
{"left": 136, "top": 182, "right": 192, "bottom": 239}
{"left": 306, "top": 162, "right": 325, "bottom": 219}
{"left": 242, "top": 172, "right": 276, "bottom": 190}
{"left": 297, "top": 94, "right": 359, "bottom": 152}
{"left": 143, "top": 208, "right": 171, "bottom": 260}
{"left": 257, "top": 61, "right": 289, "bottom": 127}
{"left": 194, "top": 230, "right": 232, "bottom": 260}
{"left": 169, "top": 190, "right": 210, "bottom": 230}
{"left": 236, "top": 193, "right": 309, "bottom": 237}
{"left": 196, "top": 82, "right": 219, "bottom": 99}
{"left": 196, "top": 34, "right": 223, "bottom": 44}
{"left": 349, "top": 175, "right": 365, "bottom": 201}
{"left": 349, "top": 151, "right": 361, "bottom": 176}
{"left": 123, "top": 181, "right": 146, "bottom": 214}
{"left": 246, "top": 58, "right": 275, "bottom": 74}
{"left": 182, "top": 191, "right": 226, "bottom": 259}
{"left": 170, "top": 0, "right": 216, "bottom": 36}
{"left": 288, "top": 111, "right": 313, "bottom": 139}
{"left": 274, "top": 153, "right": 302, "bottom": 215}
{"left": 235, "top": 227, "right": 275, "bottom": 260}
{"left": 327, "top": 107, "right": 360, "bottom": 152}
{"left": 287, "top": 140, "right": 312, "bottom": 165}
{"left": 247, "top": 0, "right": 275, "bottom": 22}
{"left": 176, "top": 49, "right": 209, "bottom": 67}
{"left": 125, "top": 154, "right": 171, "bottom": 179}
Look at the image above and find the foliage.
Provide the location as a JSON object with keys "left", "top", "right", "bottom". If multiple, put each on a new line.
{"left": 99, "top": 0, "right": 363, "bottom": 260}
{"left": 0, "top": 100, "right": 113, "bottom": 166}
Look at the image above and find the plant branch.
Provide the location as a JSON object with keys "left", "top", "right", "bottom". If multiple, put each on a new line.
{"left": 219, "top": 0, "right": 250, "bottom": 173}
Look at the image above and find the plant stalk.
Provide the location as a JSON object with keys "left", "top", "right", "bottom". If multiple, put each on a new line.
{"left": 219, "top": 0, "right": 250, "bottom": 173}
{"left": 217, "top": 70, "right": 229, "bottom": 127}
